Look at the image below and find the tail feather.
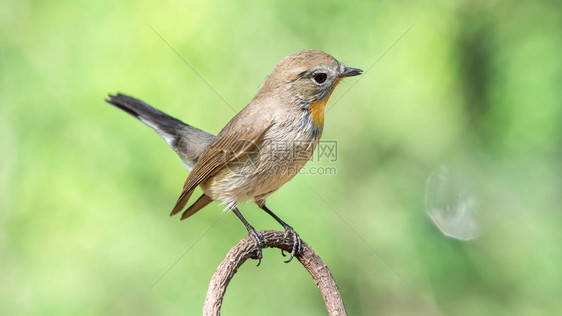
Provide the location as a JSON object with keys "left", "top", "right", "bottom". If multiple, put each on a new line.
{"left": 107, "top": 93, "right": 216, "bottom": 219}
{"left": 106, "top": 93, "right": 189, "bottom": 138}
{"left": 106, "top": 93, "right": 215, "bottom": 169}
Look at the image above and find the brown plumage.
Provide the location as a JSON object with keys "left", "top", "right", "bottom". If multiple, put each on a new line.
{"left": 107, "top": 49, "right": 362, "bottom": 264}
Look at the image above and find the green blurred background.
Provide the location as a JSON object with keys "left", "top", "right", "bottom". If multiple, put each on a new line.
{"left": 2, "top": 0, "right": 561, "bottom": 315}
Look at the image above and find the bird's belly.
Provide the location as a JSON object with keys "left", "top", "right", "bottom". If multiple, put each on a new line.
{"left": 200, "top": 130, "right": 318, "bottom": 206}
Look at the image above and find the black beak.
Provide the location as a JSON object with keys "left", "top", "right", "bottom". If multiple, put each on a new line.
{"left": 339, "top": 67, "right": 363, "bottom": 78}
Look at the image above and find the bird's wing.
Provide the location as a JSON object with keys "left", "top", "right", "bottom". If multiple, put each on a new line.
{"left": 170, "top": 117, "right": 272, "bottom": 216}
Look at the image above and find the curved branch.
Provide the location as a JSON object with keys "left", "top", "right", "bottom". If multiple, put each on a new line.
{"left": 203, "top": 230, "right": 347, "bottom": 316}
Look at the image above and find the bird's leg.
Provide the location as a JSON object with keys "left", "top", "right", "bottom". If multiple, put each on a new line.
{"left": 259, "top": 204, "right": 302, "bottom": 263}
{"left": 231, "top": 206, "right": 266, "bottom": 266}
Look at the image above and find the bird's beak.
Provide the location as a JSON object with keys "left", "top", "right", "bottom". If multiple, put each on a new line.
{"left": 339, "top": 67, "right": 363, "bottom": 78}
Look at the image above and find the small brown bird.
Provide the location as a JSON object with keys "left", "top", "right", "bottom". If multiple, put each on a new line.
{"left": 106, "top": 50, "right": 362, "bottom": 264}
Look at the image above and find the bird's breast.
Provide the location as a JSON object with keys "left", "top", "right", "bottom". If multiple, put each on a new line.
{"left": 201, "top": 115, "right": 321, "bottom": 205}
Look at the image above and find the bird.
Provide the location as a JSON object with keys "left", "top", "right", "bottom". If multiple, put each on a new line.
{"left": 106, "top": 49, "right": 362, "bottom": 264}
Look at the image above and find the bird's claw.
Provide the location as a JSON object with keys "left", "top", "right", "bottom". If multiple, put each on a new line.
{"left": 248, "top": 228, "right": 266, "bottom": 266}
{"left": 280, "top": 225, "right": 301, "bottom": 263}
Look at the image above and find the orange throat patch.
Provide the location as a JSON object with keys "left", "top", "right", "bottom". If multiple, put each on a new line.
{"left": 310, "top": 99, "right": 327, "bottom": 128}
{"left": 309, "top": 81, "right": 339, "bottom": 128}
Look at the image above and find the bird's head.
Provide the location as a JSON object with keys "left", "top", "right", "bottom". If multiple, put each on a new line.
{"left": 258, "top": 49, "right": 362, "bottom": 127}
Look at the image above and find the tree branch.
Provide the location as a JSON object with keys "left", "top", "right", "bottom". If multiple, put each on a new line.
{"left": 203, "top": 230, "right": 347, "bottom": 315}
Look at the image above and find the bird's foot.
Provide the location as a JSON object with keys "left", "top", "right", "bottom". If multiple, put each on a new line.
{"left": 247, "top": 227, "right": 266, "bottom": 266}
{"left": 280, "top": 225, "right": 302, "bottom": 263}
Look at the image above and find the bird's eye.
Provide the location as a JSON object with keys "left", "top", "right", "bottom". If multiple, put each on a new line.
{"left": 313, "top": 73, "right": 327, "bottom": 84}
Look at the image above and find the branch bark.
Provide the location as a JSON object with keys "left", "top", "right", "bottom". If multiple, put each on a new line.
{"left": 203, "top": 230, "right": 347, "bottom": 315}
